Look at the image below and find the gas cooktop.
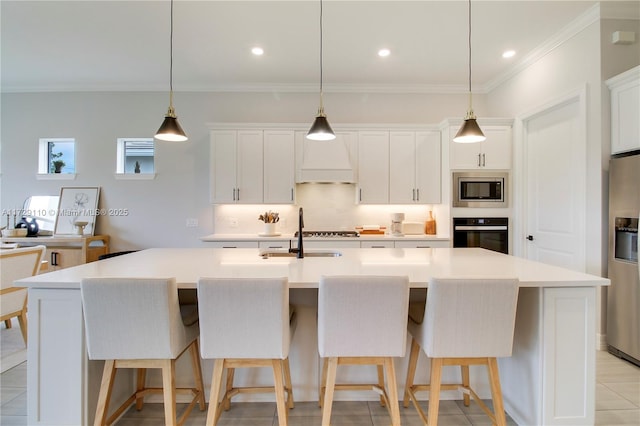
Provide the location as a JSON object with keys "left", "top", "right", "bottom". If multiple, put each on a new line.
{"left": 294, "top": 231, "right": 360, "bottom": 238}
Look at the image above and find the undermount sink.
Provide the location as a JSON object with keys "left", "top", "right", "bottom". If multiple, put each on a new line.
{"left": 260, "top": 251, "right": 342, "bottom": 258}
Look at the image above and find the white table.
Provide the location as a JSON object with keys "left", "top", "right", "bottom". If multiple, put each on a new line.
{"left": 18, "top": 248, "right": 609, "bottom": 425}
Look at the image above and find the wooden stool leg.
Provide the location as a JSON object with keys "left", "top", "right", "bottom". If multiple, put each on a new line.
{"left": 161, "top": 359, "right": 177, "bottom": 426}
{"left": 190, "top": 340, "right": 206, "bottom": 410}
{"left": 403, "top": 337, "right": 420, "bottom": 408}
{"left": 206, "top": 359, "right": 225, "bottom": 426}
{"left": 94, "top": 360, "right": 116, "bottom": 426}
{"left": 17, "top": 311, "right": 28, "bottom": 346}
{"left": 319, "top": 357, "right": 328, "bottom": 408}
{"left": 321, "top": 357, "right": 338, "bottom": 426}
{"left": 223, "top": 367, "right": 235, "bottom": 410}
{"left": 461, "top": 364, "right": 471, "bottom": 406}
{"left": 427, "top": 358, "right": 443, "bottom": 426}
{"left": 5, "top": 319, "right": 12, "bottom": 328}
{"left": 487, "top": 357, "right": 507, "bottom": 426}
{"left": 384, "top": 357, "right": 401, "bottom": 426}
{"left": 272, "top": 359, "right": 288, "bottom": 426}
{"left": 135, "top": 368, "right": 147, "bottom": 410}
{"left": 283, "top": 357, "right": 295, "bottom": 409}
{"left": 377, "top": 364, "right": 386, "bottom": 407}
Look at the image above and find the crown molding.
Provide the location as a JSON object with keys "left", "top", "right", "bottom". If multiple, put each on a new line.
{"left": 483, "top": 3, "right": 601, "bottom": 93}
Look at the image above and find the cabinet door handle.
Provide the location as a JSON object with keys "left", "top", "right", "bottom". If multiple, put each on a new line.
{"left": 232, "top": 188, "right": 236, "bottom": 201}
{"left": 236, "top": 188, "right": 240, "bottom": 201}
{"left": 51, "top": 251, "right": 59, "bottom": 266}
{"left": 291, "top": 188, "right": 294, "bottom": 201}
{"left": 482, "top": 153, "right": 486, "bottom": 167}
{"left": 359, "top": 189, "right": 362, "bottom": 202}
{"left": 412, "top": 189, "right": 415, "bottom": 201}
{"left": 478, "top": 153, "right": 481, "bottom": 167}
{"left": 416, "top": 188, "right": 420, "bottom": 201}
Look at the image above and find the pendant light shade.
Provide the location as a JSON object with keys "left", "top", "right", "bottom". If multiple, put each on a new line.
{"left": 453, "top": 0, "right": 485, "bottom": 144}
{"left": 155, "top": 0, "right": 188, "bottom": 142}
{"left": 307, "top": 0, "right": 336, "bottom": 141}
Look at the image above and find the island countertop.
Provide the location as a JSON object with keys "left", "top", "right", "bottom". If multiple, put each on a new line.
{"left": 17, "top": 247, "right": 609, "bottom": 290}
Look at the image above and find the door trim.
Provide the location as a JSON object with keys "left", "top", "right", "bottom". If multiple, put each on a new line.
{"left": 512, "top": 86, "right": 588, "bottom": 266}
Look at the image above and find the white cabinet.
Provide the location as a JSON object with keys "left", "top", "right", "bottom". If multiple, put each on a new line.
{"left": 360, "top": 240, "right": 395, "bottom": 248}
{"left": 210, "top": 130, "right": 263, "bottom": 204}
{"left": 606, "top": 66, "right": 640, "bottom": 155}
{"left": 206, "top": 241, "right": 259, "bottom": 248}
{"left": 357, "top": 131, "right": 389, "bottom": 204}
{"left": 450, "top": 125, "right": 512, "bottom": 170}
{"left": 264, "top": 130, "right": 295, "bottom": 204}
{"left": 394, "top": 240, "right": 450, "bottom": 248}
{"left": 389, "top": 131, "right": 441, "bottom": 204}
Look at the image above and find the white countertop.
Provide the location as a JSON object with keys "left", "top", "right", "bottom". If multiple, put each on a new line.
{"left": 200, "top": 233, "right": 449, "bottom": 241}
{"left": 17, "top": 247, "right": 609, "bottom": 290}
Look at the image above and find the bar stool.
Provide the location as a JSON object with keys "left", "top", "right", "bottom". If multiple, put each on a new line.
{"left": 80, "top": 277, "right": 206, "bottom": 426}
{"left": 318, "top": 275, "right": 409, "bottom": 426}
{"left": 403, "top": 277, "right": 519, "bottom": 426}
{"left": 197, "top": 277, "right": 295, "bottom": 426}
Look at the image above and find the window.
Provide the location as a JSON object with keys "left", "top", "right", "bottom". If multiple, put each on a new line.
{"left": 38, "top": 138, "right": 76, "bottom": 174}
{"left": 116, "top": 138, "right": 155, "bottom": 174}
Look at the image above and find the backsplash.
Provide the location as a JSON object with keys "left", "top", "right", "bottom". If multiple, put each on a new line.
{"left": 213, "top": 184, "right": 449, "bottom": 236}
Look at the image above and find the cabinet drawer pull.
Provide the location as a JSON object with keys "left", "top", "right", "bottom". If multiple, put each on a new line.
{"left": 51, "top": 252, "right": 59, "bottom": 266}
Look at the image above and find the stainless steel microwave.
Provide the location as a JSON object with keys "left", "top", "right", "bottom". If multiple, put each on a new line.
{"left": 453, "top": 172, "right": 508, "bottom": 208}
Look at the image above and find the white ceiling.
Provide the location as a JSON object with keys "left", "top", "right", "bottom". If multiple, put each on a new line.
{"left": 1, "top": 1, "right": 638, "bottom": 94}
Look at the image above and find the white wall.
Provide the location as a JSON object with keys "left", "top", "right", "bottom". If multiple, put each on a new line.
{"left": 1, "top": 91, "right": 476, "bottom": 250}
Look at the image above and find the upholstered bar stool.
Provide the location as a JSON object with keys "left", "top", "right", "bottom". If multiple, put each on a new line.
{"left": 403, "top": 277, "right": 519, "bottom": 426}
{"left": 197, "top": 277, "right": 296, "bottom": 426}
{"left": 318, "top": 275, "right": 410, "bottom": 426}
{"left": 0, "top": 245, "right": 46, "bottom": 345}
{"left": 80, "top": 277, "right": 205, "bottom": 426}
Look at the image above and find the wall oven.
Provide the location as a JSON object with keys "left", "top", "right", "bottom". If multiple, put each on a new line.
{"left": 453, "top": 172, "right": 508, "bottom": 208}
{"left": 453, "top": 217, "right": 509, "bottom": 254}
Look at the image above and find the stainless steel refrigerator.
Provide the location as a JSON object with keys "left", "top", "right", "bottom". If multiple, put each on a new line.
{"left": 607, "top": 153, "right": 640, "bottom": 366}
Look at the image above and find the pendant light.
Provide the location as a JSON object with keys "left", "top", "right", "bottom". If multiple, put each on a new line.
{"left": 306, "top": 0, "right": 336, "bottom": 141}
{"left": 453, "top": 0, "right": 485, "bottom": 144}
{"left": 155, "top": 0, "right": 188, "bottom": 142}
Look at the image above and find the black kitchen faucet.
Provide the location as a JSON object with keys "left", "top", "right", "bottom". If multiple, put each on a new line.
{"left": 288, "top": 207, "right": 304, "bottom": 258}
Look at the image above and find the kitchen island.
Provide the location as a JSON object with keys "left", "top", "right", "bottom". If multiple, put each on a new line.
{"left": 18, "top": 247, "right": 608, "bottom": 426}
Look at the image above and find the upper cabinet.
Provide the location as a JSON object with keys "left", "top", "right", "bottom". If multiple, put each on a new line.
{"left": 358, "top": 131, "right": 390, "bottom": 204}
{"left": 210, "top": 129, "right": 295, "bottom": 204}
{"left": 449, "top": 122, "right": 512, "bottom": 170}
{"left": 210, "top": 130, "right": 264, "bottom": 204}
{"left": 389, "top": 131, "right": 441, "bottom": 204}
{"left": 606, "top": 66, "right": 640, "bottom": 155}
{"left": 358, "top": 130, "right": 441, "bottom": 204}
{"left": 264, "top": 130, "right": 295, "bottom": 204}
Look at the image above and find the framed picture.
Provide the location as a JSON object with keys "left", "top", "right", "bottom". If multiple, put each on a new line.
{"left": 54, "top": 187, "right": 100, "bottom": 235}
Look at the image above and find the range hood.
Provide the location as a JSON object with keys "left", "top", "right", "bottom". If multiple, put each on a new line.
{"left": 296, "top": 133, "right": 357, "bottom": 183}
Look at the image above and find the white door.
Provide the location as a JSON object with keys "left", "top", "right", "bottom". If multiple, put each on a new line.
{"left": 523, "top": 95, "right": 586, "bottom": 271}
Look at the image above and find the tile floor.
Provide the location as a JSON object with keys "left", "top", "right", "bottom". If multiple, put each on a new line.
{"left": 1, "top": 350, "right": 638, "bottom": 425}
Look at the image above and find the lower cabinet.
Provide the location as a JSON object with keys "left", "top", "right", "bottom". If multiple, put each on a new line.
{"left": 395, "top": 240, "right": 450, "bottom": 248}
{"left": 206, "top": 241, "right": 259, "bottom": 249}
{"left": 360, "top": 240, "right": 395, "bottom": 248}
{"left": 1, "top": 235, "right": 110, "bottom": 271}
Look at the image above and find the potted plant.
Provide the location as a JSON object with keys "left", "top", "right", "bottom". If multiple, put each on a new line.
{"left": 52, "top": 159, "right": 65, "bottom": 173}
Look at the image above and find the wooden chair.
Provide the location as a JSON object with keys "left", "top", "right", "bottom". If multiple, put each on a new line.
{"left": 80, "top": 277, "right": 205, "bottom": 426}
{"left": 403, "top": 277, "right": 519, "bottom": 426}
{"left": 0, "top": 245, "right": 46, "bottom": 345}
{"left": 197, "top": 277, "right": 296, "bottom": 426}
{"left": 318, "top": 275, "right": 409, "bottom": 426}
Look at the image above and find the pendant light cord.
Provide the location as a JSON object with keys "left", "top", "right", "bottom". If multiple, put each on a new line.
{"left": 467, "top": 0, "right": 473, "bottom": 114}
{"left": 319, "top": 0, "right": 325, "bottom": 112}
{"left": 169, "top": 0, "right": 175, "bottom": 112}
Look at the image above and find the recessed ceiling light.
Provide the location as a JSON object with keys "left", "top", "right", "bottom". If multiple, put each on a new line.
{"left": 502, "top": 50, "right": 516, "bottom": 59}
{"left": 251, "top": 47, "right": 264, "bottom": 56}
{"left": 378, "top": 48, "right": 391, "bottom": 57}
